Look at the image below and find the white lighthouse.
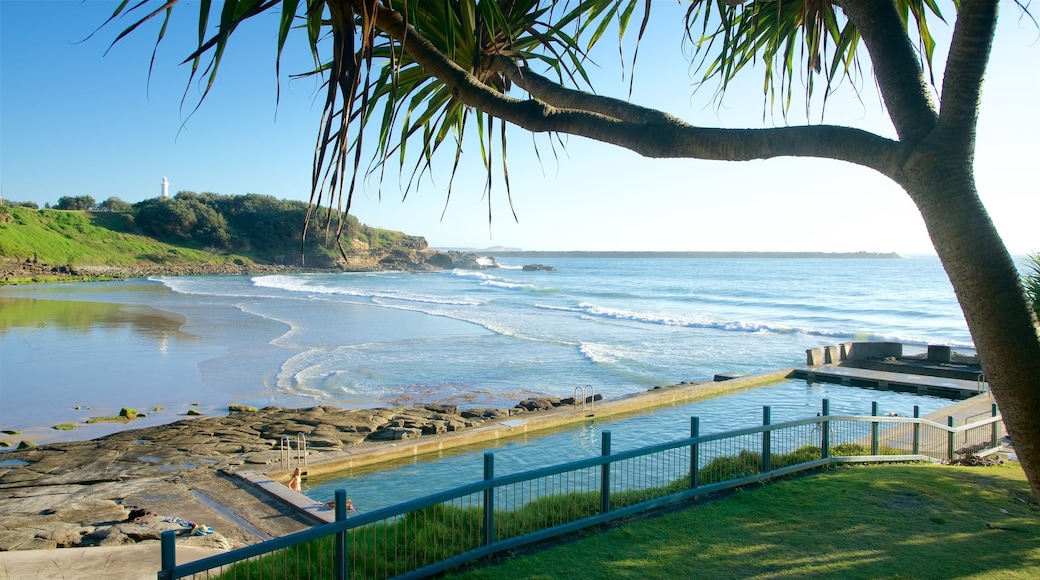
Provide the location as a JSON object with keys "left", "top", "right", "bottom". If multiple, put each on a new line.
{"left": 161, "top": 176, "right": 169, "bottom": 199}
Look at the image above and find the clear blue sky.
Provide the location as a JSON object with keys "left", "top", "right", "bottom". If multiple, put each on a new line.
{"left": 1, "top": 1, "right": 1037, "bottom": 254}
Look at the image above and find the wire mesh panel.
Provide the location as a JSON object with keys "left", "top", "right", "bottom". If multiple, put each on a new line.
{"left": 209, "top": 537, "right": 334, "bottom": 579}
{"left": 609, "top": 444, "right": 691, "bottom": 509}
{"left": 346, "top": 492, "right": 485, "bottom": 579}
{"left": 828, "top": 418, "right": 875, "bottom": 456}
{"left": 493, "top": 464, "right": 601, "bottom": 542}
{"left": 697, "top": 432, "right": 763, "bottom": 485}
{"left": 918, "top": 423, "right": 952, "bottom": 461}
{"left": 875, "top": 420, "right": 918, "bottom": 454}
{"left": 955, "top": 418, "right": 1005, "bottom": 458}
{"left": 769, "top": 422, "right": 821, "bottom": 466}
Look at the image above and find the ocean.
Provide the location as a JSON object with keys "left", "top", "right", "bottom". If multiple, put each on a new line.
{"left": 0, "top": 255, "right": 974, "bottom": 445}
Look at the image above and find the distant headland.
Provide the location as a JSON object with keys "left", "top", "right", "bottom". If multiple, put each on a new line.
{"left": 0, "top": 196, "right": 489, "bottom": 284}
{"left": 467, "top": 250, "right": 903, "bottom": 259}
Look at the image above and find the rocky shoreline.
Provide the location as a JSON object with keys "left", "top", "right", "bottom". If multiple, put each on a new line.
{"left": 0, "top": 247, "right": 495, "bottom": 284}
{"left": 0, "top": 395, "right": 593, "bottom": 553}
{"left": 0, "top": 242, "right": 513, "bottom": 552}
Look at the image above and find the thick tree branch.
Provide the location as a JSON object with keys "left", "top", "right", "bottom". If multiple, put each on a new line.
{"left": 488, "top": 55, "right": 684, "bottom": 126}
{"left": 363, "top": 1, "right": 903, "bottom": 175}
{"left": 842, "top": 0, "right": 938, "bottom": 143}
{"left": 936, "top": 0, "right": 998, "bottom": 150}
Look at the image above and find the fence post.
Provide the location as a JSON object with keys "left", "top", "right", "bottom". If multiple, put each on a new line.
{"left": 690, "top": 417, "right": 700, "bottom": 490}
{"left": 483, "top": 453, "right": 495, "bottom": 548}
{"left": 600, "top": 431, "right": 612, "bottom": 515}
{"left": 947, "top": 416, "right": 956, "bottom": 462}
{"left": 335, "top": 489, "right": 348, "bottom": 580}
{"left": 821, "top": 399, "right": 830, "bottom": 459}
{"left": 159, "top": 529, "right": 176, "bottom": 580}
{"left": 991, "top": 403, "right": 999, "bottom": 448}
{"left": 912, "top": 406, "right": 920, "bottom": 456}
{"left": 762, "top": 406, "right": 771, "bottom": 474}
{"left": 871, "top": 402, "right": 879, "bottom": 456}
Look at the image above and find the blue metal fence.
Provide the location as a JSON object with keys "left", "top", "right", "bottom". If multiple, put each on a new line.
{"left": 158, "top": 400, "right": 1004, "bottom": 579}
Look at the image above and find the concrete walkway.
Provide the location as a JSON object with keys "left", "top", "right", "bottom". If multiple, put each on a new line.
{"left": 0, "top": 543, "right": 224, "bottom": 580}
{"left": 922, "top": 391, "right": 999, "bottom": 425}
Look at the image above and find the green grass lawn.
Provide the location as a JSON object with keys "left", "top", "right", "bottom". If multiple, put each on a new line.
{"left": 451, "top": 462, "right": 1040, "bottom": 579}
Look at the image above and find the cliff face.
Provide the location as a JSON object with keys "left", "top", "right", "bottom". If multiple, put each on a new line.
{"left": 332, "top": 234, "right": 493, "bottom": 271}
{"left": 339, "top": 247, "right": 456, "bottom": 271}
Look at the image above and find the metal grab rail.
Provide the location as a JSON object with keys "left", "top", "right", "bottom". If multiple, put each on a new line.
{"left": 279, "top": 432, "right": 307, "bottom": 469}
{"left": 573, "top": 384, "right": 595, "bottom": 413}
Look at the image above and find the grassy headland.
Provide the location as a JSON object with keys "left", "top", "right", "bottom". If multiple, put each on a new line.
{"left": 0, "top": 193, "right": 419, "bottom": 284}
{"left": 0, "top": 206, "right": 236, "bottom": 268}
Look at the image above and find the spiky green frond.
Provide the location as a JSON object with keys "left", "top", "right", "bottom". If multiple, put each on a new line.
{"left": 100, "top": 0, "right": 600, "bottom": 240}
{"left": 356, "top": 0, "right": 593, "bottom": 213}
{"left": 675, "top": 0, "right": 948, "bottom": 119}
{"left": 1024, "top": 253, "right": 1040, "bottom": 318}
{"left": 98, "top": 0, "right": 958, "bottom": 237}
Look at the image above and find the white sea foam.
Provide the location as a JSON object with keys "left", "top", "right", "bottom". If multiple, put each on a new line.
{"left": 367, "top": 297, "right": 524, "bottom": 338}
{"left": 155, "top": 276, "right": 277, "bottom": 299}
{"left": 232, "top": 302, "right": 303, "bottom": 348}
{"left": 480, "top": 279, "right": 535, "bottom": 291}
{"left": 252, "top": 275, "right": 358, "bottom": 295}
{"left": 252, "top": 275, "right": 481, "bottom": 306}
{"left": 450, "top": 270, "right": 497, "bottom": 281}
{"left": 450, "top": 269, "right": 543, "bottom": 291}
{"left": 579, "top": 342, "right": 623, "bottom": 364}
{"left": 537, "top": 301, "right": 972, "bottom": 348}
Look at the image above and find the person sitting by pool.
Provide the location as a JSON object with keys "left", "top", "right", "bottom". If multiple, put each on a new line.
{"left": 323, "top": 498, "right": 357, "bottom": 513}
{"left": 288, "top": 467, "right": 302, "bottom": 492}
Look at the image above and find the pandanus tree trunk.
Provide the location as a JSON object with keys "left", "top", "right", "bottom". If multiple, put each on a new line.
{"left": 900, "top": 154, "right": 1040, "bottom": 496}
{"left": 883, "top": 0, "right": 1040, "bottom": 498}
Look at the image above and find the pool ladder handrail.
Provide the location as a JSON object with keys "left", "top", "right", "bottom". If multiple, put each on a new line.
{"left": 573, "top": 384, "right": 594, "bottom": 414}
{"left": 809, "top": 421, "right": 834, "bottom": 447}
{"left": 280, "top": 432, "right": 307, "bottom": 469}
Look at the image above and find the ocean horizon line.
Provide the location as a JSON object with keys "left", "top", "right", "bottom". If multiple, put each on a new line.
{"left": 438, "top": 250, "right": 905, "bottom": 259}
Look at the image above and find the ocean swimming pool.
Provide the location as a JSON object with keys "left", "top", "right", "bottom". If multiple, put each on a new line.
{"left": 300, "top": 378, "right": 954, "bottom": 513}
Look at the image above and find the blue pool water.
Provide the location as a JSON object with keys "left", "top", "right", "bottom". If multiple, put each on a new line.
{"left": 301, "top": 378, "right": 954, "bottom": 513}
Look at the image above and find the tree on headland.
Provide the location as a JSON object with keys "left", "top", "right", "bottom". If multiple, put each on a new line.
{"left": 128, "top": 190, "right": 368, "bottom": 261}
{"left": 55, "top": 195, "right": 96, "bottom": 211}
{"left": 101, "top": 1, "right": 1040, "bottom": 500}
{"left": 97, "top": 196, "right": 132, "bottom": 212}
